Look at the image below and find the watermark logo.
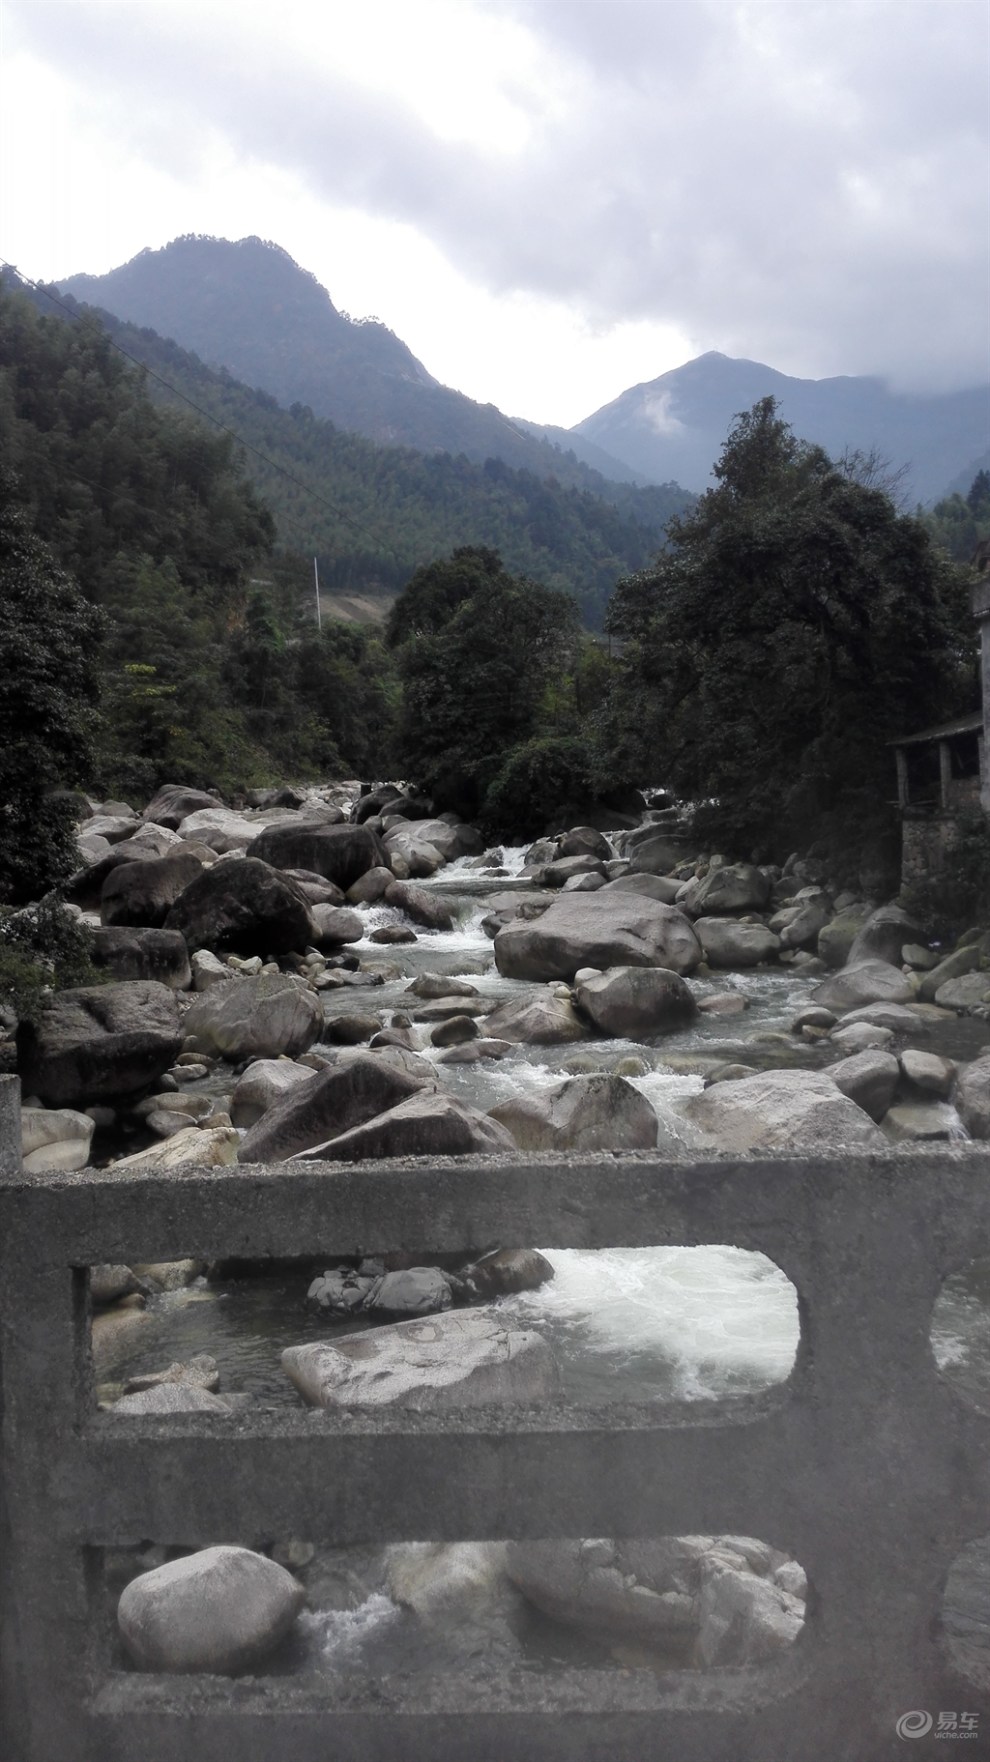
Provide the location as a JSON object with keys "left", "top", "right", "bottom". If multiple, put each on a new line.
{"left": 896, "top": 1710, "right": 981, "bottom": 1741}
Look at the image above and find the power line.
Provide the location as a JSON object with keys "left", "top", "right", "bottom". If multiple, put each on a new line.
{"left": 0, "top": 260, "right": 404, "bottom": 566}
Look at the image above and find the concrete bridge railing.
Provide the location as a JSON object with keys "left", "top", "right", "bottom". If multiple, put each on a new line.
{"left": 1, "top": 1070, "right": 987, "bottom": 1761}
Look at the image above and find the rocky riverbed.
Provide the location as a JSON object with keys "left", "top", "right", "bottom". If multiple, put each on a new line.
{"left": 9, "top": 778, "right": 990, "bottom": 1678}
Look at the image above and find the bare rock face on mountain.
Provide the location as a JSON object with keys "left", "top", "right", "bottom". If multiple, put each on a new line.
{"left": 494, "top": 892, "right": 702, "bottom": 982}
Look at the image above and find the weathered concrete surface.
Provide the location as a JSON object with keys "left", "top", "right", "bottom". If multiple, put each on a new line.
{"left": 1, "top": 1073, "right": 989, "bottom": 1762}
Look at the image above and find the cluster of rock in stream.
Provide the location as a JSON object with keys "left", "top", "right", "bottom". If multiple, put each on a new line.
{"left": 10, "top": 780, "right": 990, "bottom": 1676}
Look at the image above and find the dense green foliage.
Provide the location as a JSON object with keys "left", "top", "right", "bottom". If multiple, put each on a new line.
{"left": 0, "top": 895, "right": 103, "bottom": 1024}
{"left": 902, "top": 812, "right": 990, "bottom": 940}
{"left": 604, "top": 399, "right": 974, "bottom": 874}
{"left": 481, "top": 735, "right": 599, "bottom": 840}
{"left": 12, "top": 274, "right": 691, "bottom": 630}
{"left": 922, "top": 469, "right": 990, "bottom": 563}
{"left": 0, "top": 491, "right": 103, "bottom": 901}
{"left": 388, "top": 549, "right": 579, "bottom": 817}
{"left": 0, "top": 281, "right": 399, "bottom": 797}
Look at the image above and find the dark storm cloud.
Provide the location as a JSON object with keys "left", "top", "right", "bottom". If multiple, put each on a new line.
{"left": 15, "top": 0, "right": 989, "bottom": 390}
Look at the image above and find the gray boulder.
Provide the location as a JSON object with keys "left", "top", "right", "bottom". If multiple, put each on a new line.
{"left": 934, "top": 973, "right": 990, "bottom": 1011}
{"left": 694, "top": 918, "right": 780, "bottom": 969}
{"left": 680, "top": 863, "right": 771, "bottom": 916}
{"left": 21, "top": 1105, "right": 95, "bottom": 1174}
{"left": 100, "top": 854, "right": 204, "bottom": 927}
{"left": 283, "top": 1309, "right": 560, "bottom": 1410}
{"left": 685, "top": 1069, "right": 884, "bottom": 1151}
{"left": 183, "top": 975, "right": 323, "bottom": 1062}
{"left": 574, "top": 966, "right": 697, "bottom": 1038}
{"left": 899, "top": 1049, "right": 955, "bottom": 1098}
{"left": 494, "top": 892, "right": 701, "bottom": 982}
{"left": 383, "top": 880, "right": 455, "bottom": 931}
{"left": 483, "top": 992, "right": 590, "bottom": 1045}
{"left": 828, "top": 1050, "right": 900, "bottom": 1122}
{"left": 603, "top": 873, "right": 683, "bottom": 904}
{"left": 490, "top": 1074, "right": 658, "bottom": 1151}
{"left": 847, "top": 903, "right": 921, "bottom": 968}
{"left": 229, "top": 1058, "right": 317, "bottom": 1127}
{"left": 817, "top": 909, "right": 872, "bottom": 969}
{"left": 246, "top": 820, "right": 385, "bottom": 889}
{"left": 953, "top": 1056, "right": 990, "bottom": 1138}
{"left": 882, "top": 1102, "right": 964, "bottom": 1142}
{"left": 142, "top": 786, "right": 222, "bottom": 830}
{"left": 810, "top": 961, "right": 915, "bottom": 1012}
{"left": 165, "top": 859, "right": 314, "bottom": 958}
{"left": 297, "top": 1091, "right": 515, "bottom": 1161}
{"left": 18, "top": 981, "right": 183, "bottom": 1107}
{"left": 111, "top": 1384, "right": 233, "bottom": 1415}
{"left": 91, "top": 927, "right": 191, "bottom": 989}
{"left": 237, "top": 1054, "right": 428, "bottom": 1161}
{"left": 117, "top": 1546, "right": 304, "bottom": 1674}
{"left": 308, "top": 905, "right": 364, "bottom": 945}
{"left": 918, "top": 945, "right": 983, "bottom": 1002}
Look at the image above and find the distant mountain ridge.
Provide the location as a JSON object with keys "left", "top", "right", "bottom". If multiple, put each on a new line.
{"left": 59, "top": 235, "right": 641, "bottom": 491}
{"left": 574, "top": 351, "right": 990, "bottom": 505}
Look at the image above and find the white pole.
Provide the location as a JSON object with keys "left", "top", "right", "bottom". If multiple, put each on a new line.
{"left": 313, "top": 557, "right": 322, "bottom": 632}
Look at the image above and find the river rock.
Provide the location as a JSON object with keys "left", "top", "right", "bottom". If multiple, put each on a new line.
{"left": 229, "top": 1058, "right": 317, "bottom": 1127}
{"left": 89, "top": 1264, "right": 149, "bottom": 1305}
{"left": 490, "top": 1074, "right": 658, "bottom": 1151}
{"left": 100, "top": 854, "right": 204, "bottom": 928}
{"left": 574, "top": 966, "right": 697, "bottom": 1038}
{"left": 345, "top": 866, "right": 394, "bottom": 904}
{"left": 809, "top": 961, "right": 915, "bottom": 1011}
{"left": 111, "top": 1384, "right": 233, "bottom": 1415}
{"left": 164, "top": 858, "right": 314, "bottom": 959}
{"left": 778, "top": 893, "right": 832, "bottom": 950}
{"left": 283, "top": 1309, "right": 560, "bottom": 1410}
{"left": 847, "top": 903, "right": 922, "bottom": 968}
{"left": 110, "top": 1125, "right": 240, "bottom": 1171}
{"left": 882, "top": 1102, "right": 963, "bottom": 1142}
{"left": 899, "top": 1049, "right": 955, "bottom": 1097}
{"left": 309, "top": 905, "right": 364, "bottom": 945}
{"left": 695, "top": 1556, "right": 804, "bottom": 1667}
{"left": 430, "top": 1014, "right": 481, "bottom": 1047}
{"left": 142, "top": 786, "right": 222, "bottom": 830}
{"left": 934, "top": 973, "right": 990, "bottom": 1011}
{"left": 918, "top": 945, "right": 983, "bottom": 1001}
{"left": 494, "top": 892, "right": 702, "bottom": 982}
{"left": 828, "top": 1050, "right": 900, "bottom": 1122}
{"left": 603, "top": 873, "right": 683, "bottom": 904}
{"left": 190, "top": 949, "right": 233, "bottom": 991}
{"left": 298, "top": 1090, "right": 515, "bottom": 1161}
{"left": 685, "top": 1069, "right": 884, "bottom": 1151}
{"left": 680, "top": 863, "right": 771, "bottom": 916}
{"left": 174, "top": 808, "right": 260, "bottom": 851}
{"left": 829, "top": 1022, "right": 895, "bottom": 1053}
{"left": 383, "top": 880, "right": 455, "bottom": 931}
{"left": 117, "top": 1546, "right": 304, "bottom": 1674}
{"left": 237, "top": 1054, "right": 428, "bottom": 1161}
{"left": 184, "top": 975, "right": 323, "bottom": 1062}
{"left": 953, "top": 1056, "right": 990, "bottom": 1137}
{"left": 365, "top": 1267, "right": 455, "bottom": 1317}
{"left": 483, "top": 992, "right": 590, "bottom": 1045}
{"left": 406, "top": 975, "right": 480, "bottom": 1000}
{"left": 246, "top": 820, "right": 385, "bottom": 889}
{"left": 18, "top": 981, "right": 184, "bottom": 1107}
{"left": 694, "top": 918, "right": 780, "bottom": 969}
{"left": 817, "top": 908, "right": 872, "bottom": 969}
{"left": 625, "top": 832, "right": 691, "bottom": 875}
{"left": 91, "top": 926, "right": 191, "bottom": 989}
{"left": 21, "top": 1105, "right": 95, "bottom": 1174}
{"left": 122, "top": 1353, "right": 220, "bottom": 1394}
{"left": 126, "top": 822, "right": 186, "bottom": 858}
{"left": 462, "top": 1248, "right": 555, "bottom": 1296}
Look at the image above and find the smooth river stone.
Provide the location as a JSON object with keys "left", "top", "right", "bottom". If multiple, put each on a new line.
{"left": 282, "top": 1309, "right": 560, "bottom": 1410}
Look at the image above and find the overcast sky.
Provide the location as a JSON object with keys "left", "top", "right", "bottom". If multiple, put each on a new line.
{"left": 1, "top": 0, "right": 987, "bottom": 427}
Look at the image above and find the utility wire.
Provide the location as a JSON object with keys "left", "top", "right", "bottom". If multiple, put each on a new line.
{"left": 0, "top": 259, "right": 404, "bottom": 564}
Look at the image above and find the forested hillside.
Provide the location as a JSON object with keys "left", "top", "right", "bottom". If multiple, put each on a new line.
{"left": 12, "top": 273, "right": 691, "bottom": 630}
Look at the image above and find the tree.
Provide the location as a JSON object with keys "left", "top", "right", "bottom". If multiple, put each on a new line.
{"left": 604, "top": 399, "right": 972, "bottom": 872}
{"left": 389, "top": 548, "right": 578, "bottom": 816}
{"left": 0, "top": 484, "right": 103, "bottom": 902}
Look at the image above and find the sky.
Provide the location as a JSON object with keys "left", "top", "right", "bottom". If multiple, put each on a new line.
{"left": 1, "top": 0, "right": 987, "bottom": 429}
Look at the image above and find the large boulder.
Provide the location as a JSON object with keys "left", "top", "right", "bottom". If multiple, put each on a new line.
{"left": 680, "top": 864, "right": 771, "bottom": 916}
{"left": 847, "top": 903, "right": 921, "bottom": 968}
{"left": 174, "top": 808, "right": 263, "bottom": 852}
{"left": 283, "top": 1309, "right": 560, "bottom": 1410}
{"left": 18, "top": 982, "right": 183, "bottom": 1107}
{"left": 110, "top": 1125, "right": 240, "bottom": 1171}
{"left": 603, "top": 873, "right": 683, "bottom": 905}
{"left": 245, "top": 821, "right": 385, "bottom": 889}
{"left": 141, "top": 785, "right": 222, "bottom": 830}
{"left": 494, "top": 892, "right": 702, "bottom": 982}
{"left": 237, "top": 1054, "right": 427, "bottom": 1161}
{"left": 383, "top": 880, "right": 455, "bottom": 931}
{"left": 574, "top": 966, "right": 697, "bottom": 1038}
{"left": 482, "top": 992, "right": 590, "bottom": 1045}
{"left": 693, "top": 918, "right": 780, "bottom": 969}
{"left": 21, "top": 1106, "right": 95, "bottom": 1174}
{"left": 296, "top": 1090, "right": 515, "bottom": 1161}
{"left": 953, "top": 1055, "right": 990, "bottom": 1139}
{"left": 100, "top": 854, "right": 204, "bottom": 927}
{"left": 491, "top": 1074, "right": 658, "bottom": 1151}
{"left": 809, "top": 961, "right": 915, "bottom": 1012}
{"left": 183, "top": 975, "right": 323, "bottom": 1062}
{"left": 828, "top": 1049, "right": 900, "bottom": 1122}
{"left": 164, "top": 859, "right": 314, "bottom": 958}
{"left": 117, "top": 1546, "right": 304, "bottom": 1674}
{"left": 817, "top": 908, "right": 872, "bottom": 969}
{"left": 309, "top": 904, "right": 365, "bottom": 945}
{"left": 90, "top": 927, "right": 191, "bottom": 990}
{"left": 229, "top": 1058, "right": 318, "bottom": 1128}
{"left": 918, "top": 945, "right": 983, "bottom": 1002}
{"left": 684, "top": 1069, "right": 884, "bottom": 1151}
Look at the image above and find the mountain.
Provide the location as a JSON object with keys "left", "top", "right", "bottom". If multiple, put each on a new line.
{"left": 59, "top": 235, "right": 637, "bottom": 490}
{"left": 7, "top": 272, "right": 692, "bottom": 628}
{"left": 573, "top": 352, "right": 990, "bottom": 505}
